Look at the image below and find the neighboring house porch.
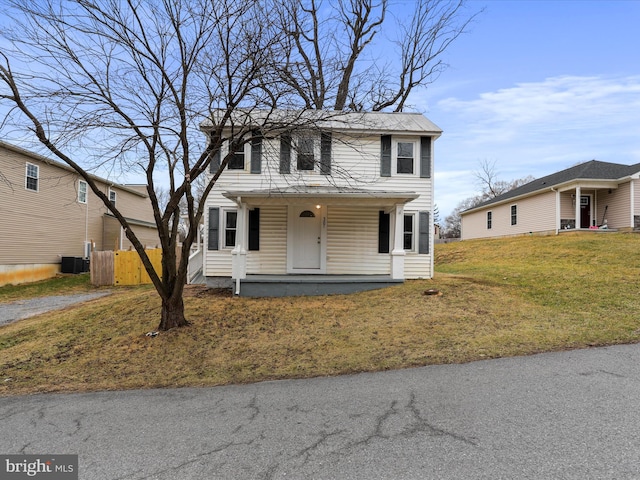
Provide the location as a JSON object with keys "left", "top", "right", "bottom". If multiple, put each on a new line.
{"left": 461, "top": 160, "right": 640, "bottom": 240}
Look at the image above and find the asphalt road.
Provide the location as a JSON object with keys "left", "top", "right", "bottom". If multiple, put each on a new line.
{"left": 2, "top": 343, "right": 640, "bottom": 479}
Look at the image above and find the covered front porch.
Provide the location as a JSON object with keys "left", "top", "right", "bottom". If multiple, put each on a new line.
{"left": 218, "top": 186, "right": 423, "bottom": 297}
{"left": 556, "top": 180, "right": 633, "bottom": 231}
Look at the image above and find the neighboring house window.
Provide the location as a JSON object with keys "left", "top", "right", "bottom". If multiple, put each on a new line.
{"left": 403, "top": 214, "right": 415, "bottom": 251}
{"left": 109, "top": 188, "right": 116, "bottom": 207}
{"left": 487, "top": 211, "right": 492, "bottom": 229}
{"left": 228, "top": 141, "right": 245, "bottom": 170}
{"left": 297, "top": 136, "right": 315, "bottom": 171}
{"left": 511, "top": 205, "right": 517, "bottom": 226}
{"left": 224, "top": 210, "right": 238, "bottom": 248}
{"left": 396, "top": 141, "right": 415, "bottom": 174}
{"left": 25, "top": 163, "right": 39, "bottom": 191}
{"left": 78, "top": 180, "right": 88, "bottom": 204}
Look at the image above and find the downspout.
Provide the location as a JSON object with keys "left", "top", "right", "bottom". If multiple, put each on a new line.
{"left": 551, "top": 187, "right": 559, "bottom": 235}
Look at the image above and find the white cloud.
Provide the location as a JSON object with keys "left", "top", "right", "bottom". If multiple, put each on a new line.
{"left": 430, "top": 75, "right": 640, "bottom": 217}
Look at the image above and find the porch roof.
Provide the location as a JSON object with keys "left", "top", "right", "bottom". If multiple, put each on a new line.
{"left": 222, "top": 186, "right": 419, "bottom": 206}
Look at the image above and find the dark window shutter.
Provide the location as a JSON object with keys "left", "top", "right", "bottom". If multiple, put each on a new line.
{"left": 280, "top": 134, "right": 291, "bottom": 174}
{"left": 378, "top": 211, "right": 390, "bottom": 253}
{"left": 208, "top": 207, "right": 219, "bottom": 250}
{"left": 320, "top": 132, "right": 332, "bottom": 175}
{"left": 210, "top": 149, "right": 221, "bottom": 173}
{"left": 381, "top": 135, "right": 391, "bottom": 177}
{"left": 418, "top": 211, "right": 430, "bottom": 254}
{"left": 209, "top": 133, "right": 222, "bottom": 173}
{"left": 420, "top": 136, "right": 431, "bottom": 178}
{"left": 248, "top": 208, "right": 260, "bottom": 251}
{"left": 251, "top": 130, "right": 262, "bottom": 174}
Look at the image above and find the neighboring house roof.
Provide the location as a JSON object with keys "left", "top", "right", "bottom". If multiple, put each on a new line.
{"left": 463, "top": 160, "right": 640, "bottom": 214}
{"left": 0, "top": 140, "right": 149, "bottom": 198}
{"left": 202, "top": 110, "right": 443, "bottom": 137}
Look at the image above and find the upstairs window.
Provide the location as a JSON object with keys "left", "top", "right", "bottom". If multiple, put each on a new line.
{"left": 26, "top": 163, "right": 39, "bottom": 191}
{"left": 297, "top": 136, "right": 315, "bottom": 171}
{"left": 396, "top": 142, "right": 414, "bottom": 174}
{"left": 511, "top": 205, "right": 517, "bottom": 226}
{"left": 228, "top": 141, "right": 245, "bottom": 170}
{"left": 109, "top": 188, "right": 117, "bottom": 207}
{"left": 78, "top": 180, "right": 88, "bottom": 204}
{"left": 487, "top": 211, "right": 492, "bottom": 229}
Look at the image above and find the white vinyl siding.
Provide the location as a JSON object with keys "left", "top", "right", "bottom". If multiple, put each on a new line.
{"left": 246, "top": 206, "right": 287, "bottom": 274}
{"left": 598, "top": 182, "right": 631, "bottom": 229}
{"left": 326, "top": 207, "right": 390, "bottom": 275}
{"left": 462, "top": 191, "right": 557, "bottom": 240}
{"left": 204, "top": 128, "right": 435, "bottom": 280}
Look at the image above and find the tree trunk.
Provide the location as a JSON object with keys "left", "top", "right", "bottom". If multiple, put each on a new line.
{"left": 158, "top": 294, "right": 190, "bottom": 331}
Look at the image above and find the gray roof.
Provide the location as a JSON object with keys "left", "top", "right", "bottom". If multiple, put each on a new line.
{"left": 466, "top": 160, "right": 640, "bottom": 212}
{"left": 203, "top": 110, "right": 442, "bottom": 136}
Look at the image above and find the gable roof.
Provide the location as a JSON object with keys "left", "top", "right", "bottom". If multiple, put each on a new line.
{"left": 463, "top": 160, "right": 640, "bottom": 213}
{"left": 203, "top": 110, "right": 442, "bottom": 137}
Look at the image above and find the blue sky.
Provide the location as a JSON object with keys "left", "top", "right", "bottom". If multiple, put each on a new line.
{"left": 2, "top": 0, "right": 638, "bottom": 221}
{"left": 412, "top": 0, "right": 640, "bottom": 219}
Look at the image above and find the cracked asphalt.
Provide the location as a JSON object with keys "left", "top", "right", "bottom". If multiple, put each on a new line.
{"left": 2, "top": 343, "right": 640, "bottom": 479}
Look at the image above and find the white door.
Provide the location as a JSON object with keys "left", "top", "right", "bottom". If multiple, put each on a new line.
{"left": 290, "top": 206, "right": 323, "bottom": 271}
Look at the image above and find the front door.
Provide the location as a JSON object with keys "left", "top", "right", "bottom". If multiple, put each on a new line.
{"left": 289, "top": 205, "right": 324, "bottom": 272}
{"left": 580, "top": 195, "right": 591, "bottom": 228}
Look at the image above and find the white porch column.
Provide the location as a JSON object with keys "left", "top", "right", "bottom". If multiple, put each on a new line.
{"left": 575, "top": 186, "right": 581, "bottom": 229}
{"left": 390, "top": 203, "right": 406, "bottom": 280}
{"left": 231, "top": 200, "right": 248, "bottom": 280}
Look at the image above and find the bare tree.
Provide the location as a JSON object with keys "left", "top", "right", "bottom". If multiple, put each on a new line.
{"left": 0, "top": 0, "right": 477, "bottom": 330}
{"left": 0, "top": 0, "right": 290, "bottom": 330}
{"left": 443, "top": 160, "right": 536, "bottom": 238}
{"left": 277, "top": 0, "right": 479, "bottom": 112}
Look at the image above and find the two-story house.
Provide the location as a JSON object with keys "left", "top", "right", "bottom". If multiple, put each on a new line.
{"left": 201, "top": 111, "right": 441, "bottom": 296}
{"left": 0, "top": 141, "right": 159, "bottom": 286}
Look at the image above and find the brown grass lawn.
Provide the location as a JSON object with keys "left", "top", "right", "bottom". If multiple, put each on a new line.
{"left": 1, "top": 232, "right": 640, "bottom": 396}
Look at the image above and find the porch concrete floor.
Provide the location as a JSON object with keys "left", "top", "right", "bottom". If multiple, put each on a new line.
{"left": 239, "top": 274, "right": 403, "bottom": 297}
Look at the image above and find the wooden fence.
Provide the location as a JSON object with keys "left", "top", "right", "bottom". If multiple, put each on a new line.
{"left": 90, "top": 248, "right": 162, "bottom": 286}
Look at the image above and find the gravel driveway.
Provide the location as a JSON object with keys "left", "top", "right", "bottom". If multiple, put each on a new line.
{"left": 0, "top": 292, "right": 112, "bottom": 326}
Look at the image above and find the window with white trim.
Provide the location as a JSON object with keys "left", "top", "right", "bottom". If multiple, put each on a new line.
{"left": 26, "top": 163, "right": 39, "bottom": 191}
{"left": 228, "top": 141, "right": 245, "bottom": 170}
{"left": 510, "top": 205, "right": 517, "bottom": 226}
{"left": 403, "top": 213, "right": 415, "bottom": 251}
{"left": 223, "top": 210, "right": 238, "bottom": 248}
{"left": 78, "top": 180, "right": 88, "bottom": 204}
{"left": 394, "top": 138, "right": 418, "bottom": 175}
{"left": 109, "top": 188, "right": 117, "bottom": 207}
{"left": 296, "top": 135, "right": 315, "bottom": 171}
{"left": 487, "top": 211, "right": 492, "bottom": 229}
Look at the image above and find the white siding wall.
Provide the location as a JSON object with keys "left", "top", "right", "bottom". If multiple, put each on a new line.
{"left": 204, "top": 131, "right": 434, "bottom": 278}
{"left": 462, "top": 191, "right": 557, "bottom": 240}
{"left": 597, "top": 182, "right": 632, "bottom": 229}
{"left": 326, "top": 207, "right": 389, "bottom": 275}
{"left": 246, "top": 206, "right": 287, "bottom": 274}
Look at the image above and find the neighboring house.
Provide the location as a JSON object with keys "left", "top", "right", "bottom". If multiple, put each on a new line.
{"left": 0, "top": 141, "right": 159, "bottom": 286}
{"left": 460, "top": 159, "right": 640, "bottom": 240}
{"left": 201, "top": 111, "right": 441, "bottom": 296}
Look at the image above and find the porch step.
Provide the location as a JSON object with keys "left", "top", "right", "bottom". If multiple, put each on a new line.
{"left": 239, "top": 275, "right": 403, "bottom": 297}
